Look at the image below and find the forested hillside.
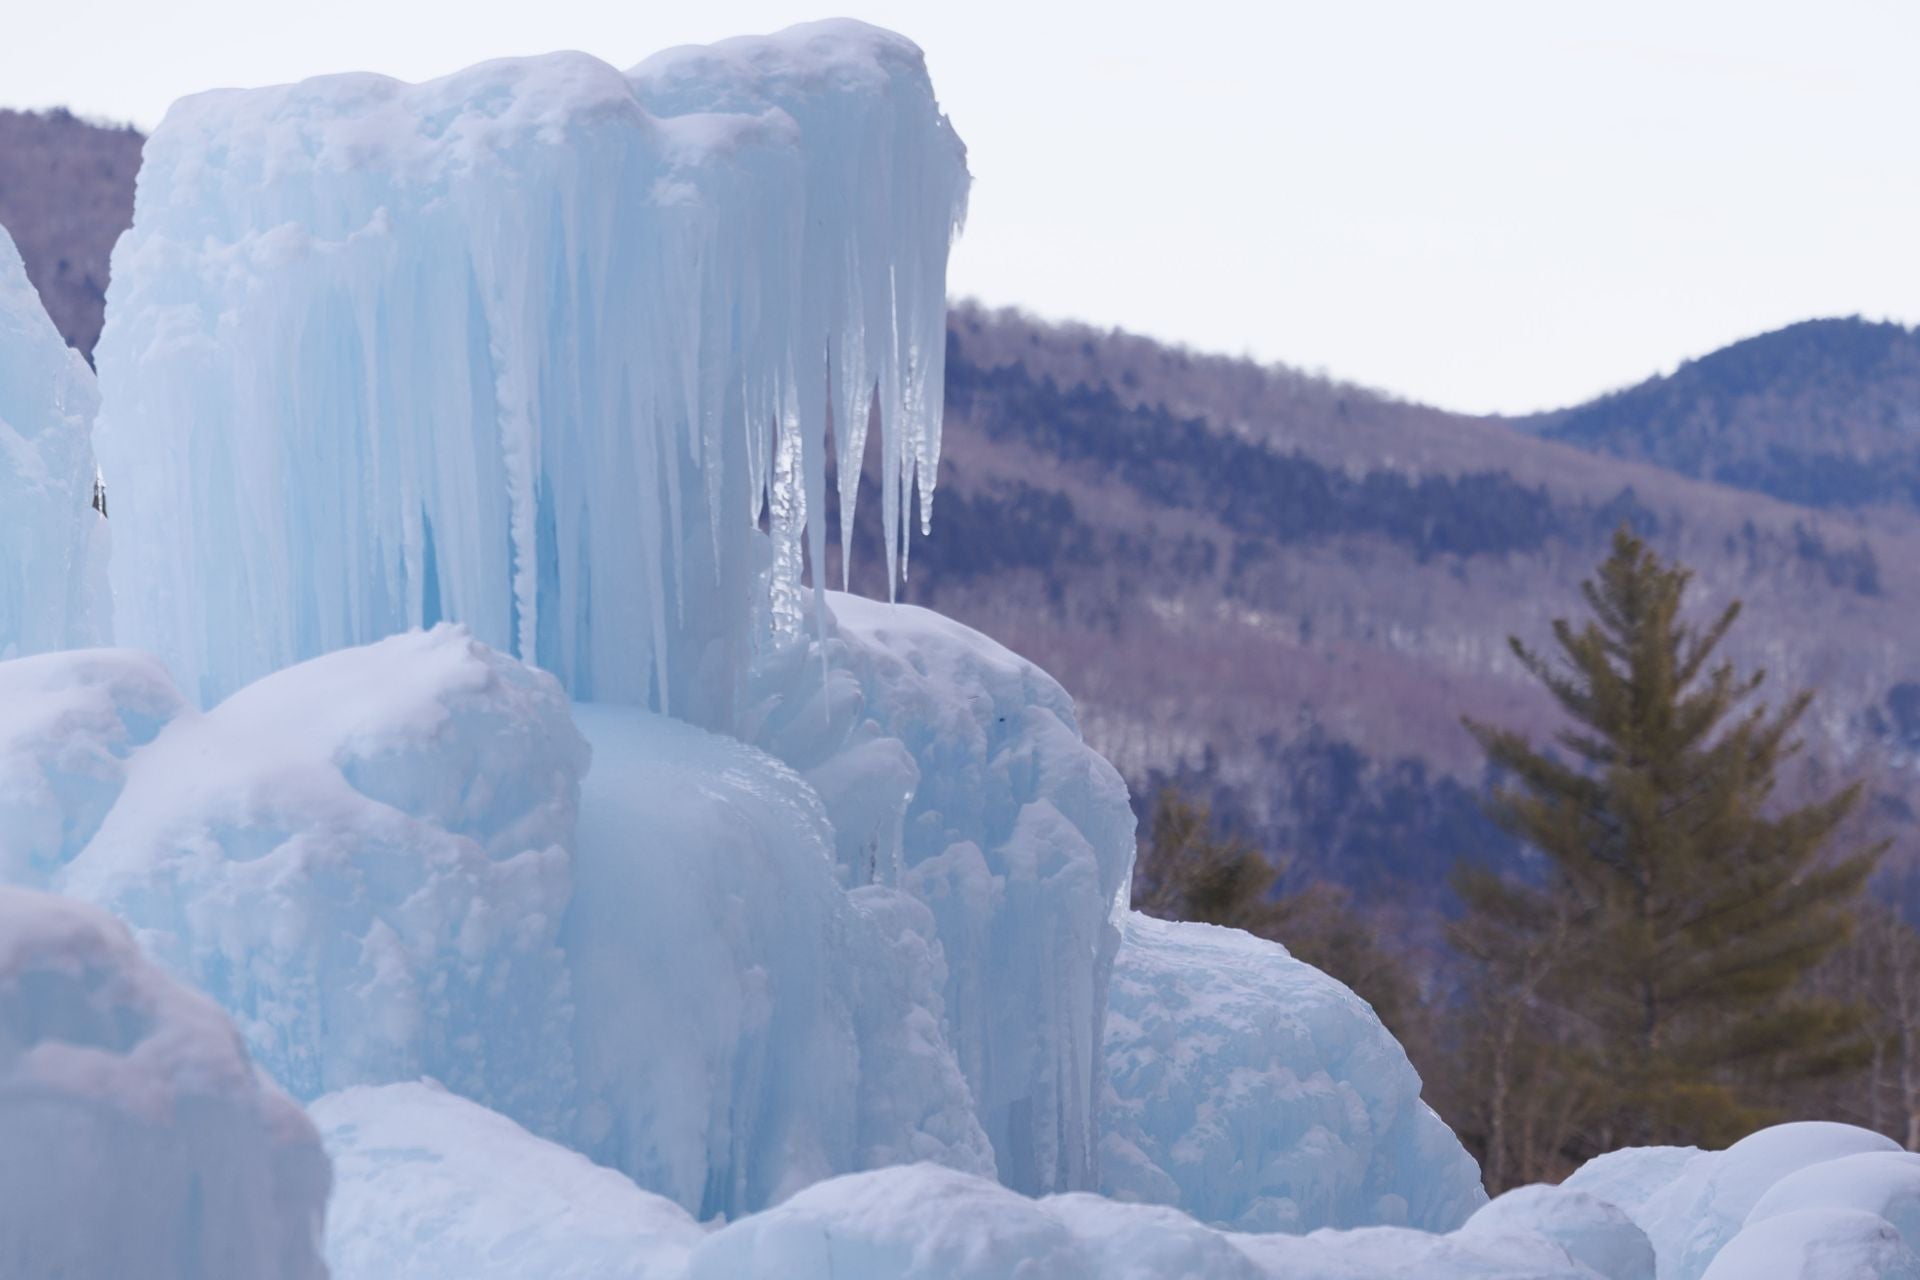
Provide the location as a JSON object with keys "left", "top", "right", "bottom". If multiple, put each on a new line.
{"left": 8, "top": 105, "right": 1920, "bottom": 916}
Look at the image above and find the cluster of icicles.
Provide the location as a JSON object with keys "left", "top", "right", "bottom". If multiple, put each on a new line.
{"left": 93, "top": 22, "right": 970, "bottom": 726}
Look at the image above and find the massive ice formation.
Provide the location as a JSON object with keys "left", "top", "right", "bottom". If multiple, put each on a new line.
{"left": 317, "top": 1082, "right": 706, "bottom": 1280}
{"left": 58, "top": 626, "right": 586, "bottom": 1135}
{"left": 0, "top": 886, "right": 330, "bottom": 1278}
{"left": 1100, "top": 912, "right": 1486, "bottom": 1233}
{"left": 95, "top": 22, "right": 969, "bottom": 715}
{"left": 566, "top": 699, "right": 991, "bottom": 1219}
{"left": 748, "top": 593, "right": 1137, "bottom": 1196}
{"left": 0, "top": 224, "right": 107, "bottom": 656}
{"left": 0, "top": 13, "right": 1632, "bottom": 1270}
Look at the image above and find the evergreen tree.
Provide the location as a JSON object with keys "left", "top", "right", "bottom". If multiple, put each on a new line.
{"left": 1132, "top": 788, "right": 1278, "bottom": 933}
{"left": 1454, "top": 527, "right": 1882, "bottom": 1158}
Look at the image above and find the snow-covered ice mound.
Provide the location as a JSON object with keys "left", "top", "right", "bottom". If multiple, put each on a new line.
{"left": 0, "top": 886, "right": 329, "bottom": 1278}
{"left": 96, "top": 21, "right": 968, "bottom": 718}
{"left": 1699, "top": 1209, "right": 1920, "bottom": 1280}
{"left": 566, "top": 700, "right": 992, "bottom": 1219}
{"left": 1101, "top": 911, "right": 1486, "bottom": 1232}
{"left": 317, "top": 1081, "right": 706, "bottom": 1280}
{"left": 749, "top": 592, "right": 1136, "bottom": 1196}
{"left": 56, "top": 625, "right": 587, "bottom": 1134}
{"left": 0, "top": 223, "right": 107, "bottom": 657}
{"left": 1563, "top": 1120, "right": 1917, "bottom": 1279}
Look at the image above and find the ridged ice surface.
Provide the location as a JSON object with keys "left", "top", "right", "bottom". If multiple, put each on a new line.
{"left": 95, "top": 21, "right": 968, "bottom": 716}
{"left": 0, "top": 225, "right": 107, "bottom": 657}
{"left": 748, "top": 592, "right": 1137, "bottom": 1196}
{"left": 566, "top": 698, "right": 993, "bottom": 1221}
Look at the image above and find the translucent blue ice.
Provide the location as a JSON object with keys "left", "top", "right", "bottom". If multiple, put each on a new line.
{"left": 94, "top": 23, "right": 968, "bottom": 717}
{"left": 0, "top": 225, "right": 107, "bottom": 656}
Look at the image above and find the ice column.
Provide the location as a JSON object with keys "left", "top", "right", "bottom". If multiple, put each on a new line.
{"left": 95, "top": 21, "right": 968, "bottom": 718}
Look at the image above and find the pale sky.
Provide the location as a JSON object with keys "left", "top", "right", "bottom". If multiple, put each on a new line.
{"left": 6, "top": 0, "right": 1914, "bottom": 414}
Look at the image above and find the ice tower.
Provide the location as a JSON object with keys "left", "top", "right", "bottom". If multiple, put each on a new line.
{"left": 95, "top": 22, "right": 968, "bottom": 718}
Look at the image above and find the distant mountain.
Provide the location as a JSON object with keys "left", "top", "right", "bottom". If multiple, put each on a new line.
{"left": 1526, "top": 318, "right": 1920, "bottom": 511}
{"left": 906, "top": 306, "right": 1920, "bottom": 909}
{"left": 8, "top": 108, "right": 1920, "bottom": 915}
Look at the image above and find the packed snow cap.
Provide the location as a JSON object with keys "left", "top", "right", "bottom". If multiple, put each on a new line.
{"left": 96, "top": 21, "right": 969, "bottom": 719}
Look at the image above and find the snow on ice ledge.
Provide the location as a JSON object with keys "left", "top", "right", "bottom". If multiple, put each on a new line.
{"left": 96, "top": 20, "right": 969, "bottom": 720}
{"left": 0, "top": 886, "right": 329, "bottom": 1278}
{"left": 0, "top": 224, "right": 108, "bottom": 657}
{"left": 57, "top": 626, "right": 587, "bottom": 1136}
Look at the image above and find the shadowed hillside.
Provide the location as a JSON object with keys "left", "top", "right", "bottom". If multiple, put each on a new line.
{"left": 1526, "top": 318, "right": 1920, "bottom": 511}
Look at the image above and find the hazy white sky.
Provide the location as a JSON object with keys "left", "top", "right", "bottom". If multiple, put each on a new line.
{"left": 6, "top": 0, "right": 1914, "bottom": 413}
